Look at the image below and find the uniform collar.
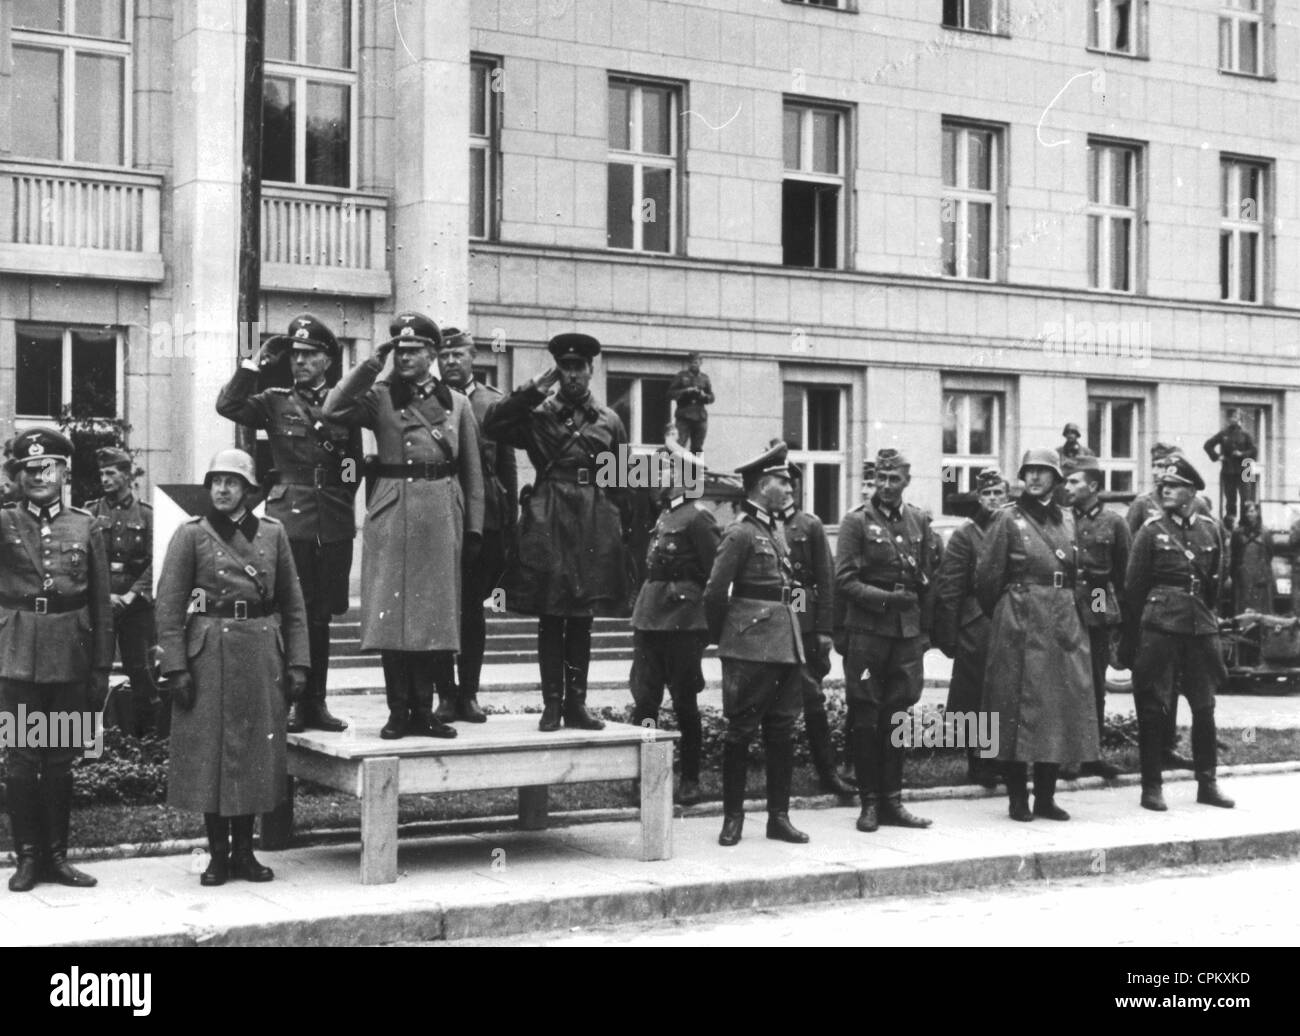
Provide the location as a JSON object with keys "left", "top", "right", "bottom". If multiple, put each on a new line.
{"left": 106, "top": 492, "right": 135, "bottom": 510}
{"left": 1073, "top": 498, "right": 1103, "bottom": 520}
{"left": 209, "top": 507, "right": 258, "bottom": 542}
{"left": 870, "top": 493, "right": 902, "bottom": 521}
{"left": 667, "top": 494, "right": 690, "bottom": 511}
{"left": 1019, "top": 494, "right": 1061, "bottom": 524}
{"left": 296, "top": 380, "right": 329, "bottom": 406}
{"left": 26, "top": 500, "right": 61, "bottom": 524}
{"left": 413, "top": 375, "right": 441, "bottom": 401}
{"left": 777, "top": 503, "right": 799, "bottom": 523}
{"left": 463, "top": 378, "right": 478, "bottom": 397}
{"left": 741, "top": 500, "right": 776, "bottom": 529}
{"left": 554, "top": 392, "right": 597, "bottom": 423}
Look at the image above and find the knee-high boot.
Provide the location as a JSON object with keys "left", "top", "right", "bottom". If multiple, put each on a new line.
{"left": 1164, "top": 694, "right": 1193, "bottom": 769}
{"left": 409, "top": 653, "right": 456, "bottom": 739}
{"left": 805, "top": 706, "right": 855, "bottom": 798}
{"left": 879, "top": 718, "right": 930, "bottom": 828}
{"left": 431, "top": 651, "right": 459, "bottom": 724}
{"left": 380, "top": 652, "right": 410, "bottom": 739}
{"left": 1193, "top": 708, "right": 1234, "bottom": 808}
{"left": 5, "top": 770, "right": 42, "bottom": 892}
{"left": 851, "top": 722, "right": 879, "bottom": 832}
{"left": 718, "top": 740, "right": 748, "bottom": 846}
{"left": 40, "top": 770, "right": 96, "bottom": 887}
{"left": 562, "top": 617, "right": 603, "bottom": 730}
{"left": 675, "top": 697, "right": 702, "bottom": 805}
{"left": 292, "top": 623, "right": 346, "bottom": 732}
{"left": 1005, "top": 762, "right": 1032, "bottom": 822}
{"left": 229, "top": 815, "right": 273, "bottom": 882}
{"left": 201, "top": 813, "right": 230, "bottom": 886}
{"left": 1138, "top": 706, "right": 1167, "bottom": 811}
{"left": 538, "top": 617, "right": 565, "bottom": 732}
{"left": 764, "top": 736, "right": 809, "bottom": 843}
{"left": 1032, "top": 763, "right": 1069, "bottom": 821}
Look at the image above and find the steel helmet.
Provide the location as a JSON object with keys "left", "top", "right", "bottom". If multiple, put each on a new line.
{"left": 1018, "top": 447, "right": 1063, "bottom": 482}
{"left": 204, "top": 448, "right": 258, "bottom": 489}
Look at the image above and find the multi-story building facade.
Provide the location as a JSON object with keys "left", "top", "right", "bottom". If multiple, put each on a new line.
{"left": 3, "top": 0, "right": 1299, "bottom": 531}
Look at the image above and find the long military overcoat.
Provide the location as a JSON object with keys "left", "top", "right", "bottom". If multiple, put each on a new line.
{"left": 933, "top": 512, "right": 994, "bottom": 713}
{"left": 975, "top": 499, "right": 1099, "bottom": 765}
{"left": 157, "top": 515, "right": 308, "bottom": 816}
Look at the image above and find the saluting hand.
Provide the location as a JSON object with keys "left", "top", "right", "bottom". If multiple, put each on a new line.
{"left": 533, "top": 367, "right": 562, "bottom": 394}
{"left": 374, "top": 339, "right": 397, "bottom": 365}
{"left": 255, "top": 338, "right": 291, "bottom": 370}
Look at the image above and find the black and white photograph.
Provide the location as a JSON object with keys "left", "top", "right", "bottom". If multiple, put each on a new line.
{"left": 0, "top": 0, "right": 1295, "bottom": 987}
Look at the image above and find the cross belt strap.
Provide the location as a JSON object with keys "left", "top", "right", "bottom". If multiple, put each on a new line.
{"left": 195, "top": 519, "right": 273, "bottom": 611}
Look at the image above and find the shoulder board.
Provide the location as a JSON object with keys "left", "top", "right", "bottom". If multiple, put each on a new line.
{"left": 68, "top": 505, "right": 92, "bottom": 517}
{"left": 184, "top": 515, "right": 202, "bottom": 524}
{"left": 261, "top": 515, "right": 282, "bottom": 525}
{"left": 481, "top": 382, "right": 504, "bottom": 397}
{"left": 1193, "top": 514, "right": 1216, "bottom": 527}
{"left": 269, "top": 387, "right": 293, "bottom": 394}
{"left": 85, "top": 498, "right": 103, "bottom": 509}
{"left": 1142, "top": 515, "right": 1162, "bottom": 526}
{"left": 138, "top": 500, "right": 153, "bottom": 511}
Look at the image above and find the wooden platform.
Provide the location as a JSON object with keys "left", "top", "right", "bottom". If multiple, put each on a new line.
{"left": 263, "top": 701, "right": 679, "bottom": 884}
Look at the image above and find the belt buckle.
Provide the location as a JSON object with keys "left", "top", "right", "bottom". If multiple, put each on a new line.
{"left": 234, "top": 600, "right": 249, "bottom": 620}
{"left": 577, "top": 468, "right": 591, "bottom": 486}
{"left": 314, "top": 467, "right": 328, "bottom": 489}
{"left": 1189, "top": 576, "right": 1201, "bottom": 596}
{"left": 34, "top": 596, "right": 49, "bottom": 615}
{"left": 1053, "top": 572, "right": 1065, "bottom": 589}
{"left": 110, "top": 561, "right": 126, "bottom": 573}
{"left": 781, "top": 586, "right": 793, "bottom": 606}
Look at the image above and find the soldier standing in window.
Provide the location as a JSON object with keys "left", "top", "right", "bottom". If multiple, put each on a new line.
{"left": 216, "top": 314, "right": 362, "bottom": 734}
{"left": 667, "top": 352, "right": 714, "bottom": 455}
{"left": 933, "top": 467, "right": 1007, "bottom": 788}
{"left": 1203, "top": 408, "right": 1258, "bottom": 524}
{"left": 1, "top": 428, "right": 112, "bottom": 893}
{"left": 482, "top": 333, "right": 629, "bottom": 732}
{"left": 976, "top": 449, "right": 1099, "bottom": 823}
{"left": 1123, "top": 457, "right": 1235, "bottom": 813}
{"left": 1064, "top": 455, "right": 1130, "bottom": 780}
{"left": 86, "top": 447, "right": 162, "bottom": 738}
{"left": 704, "top": 442, "right": 809, "bottom": 847}
{"left": 629, "top": 451, "right": 719, "bottom": 805}
{"left": 835, "top": 448, "right": 934, "bottom": 833}
{"left": 324, "top": 312, "right": 485, "bottom": 740}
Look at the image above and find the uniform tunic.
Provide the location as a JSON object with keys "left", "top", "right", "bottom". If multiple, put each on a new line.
{"left": 482, "top": 385, "right": 629, "bottom": 617}
{"left": 1230, "top": 524, "right": 1272, "bottom": 615}
{"left": 785, "top": 506, "right": 835, "bottom": 688}
{"left": 157, "top": 515, "right": 308, "bottom": 815}
{"left": 932, "top": 510, "right": 995, "bottom": 714}
{"left": 975, "top": 498, "right": 1099, "bottom": 765}
{"left": 703, "top": 504, "right": 804, "bottom": 743}
{"left": 1074, "top": 500, "right": 1132, "bottom": 706}
{"left": 1125, "top": 512, "right": 1227, "bottom": 712}
{"left": 1126, "top": 490, "right": 1212, "bottom": 536}
{"left": 323, "top": 361, "right": 485, "bottom": 651}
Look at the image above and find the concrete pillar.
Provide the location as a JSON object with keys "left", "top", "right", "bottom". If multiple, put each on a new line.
{"left": 170, "top": 2, "right": 243, "bottom": 478}
{"left": 391, "top": 0, "right": 470, "bottom": 323}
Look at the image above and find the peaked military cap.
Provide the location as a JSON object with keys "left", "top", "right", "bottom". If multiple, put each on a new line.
{"left": 385, "top": 311, "right": 442, "bottom": 350}
{"left": 1151, "top": 441, "right": 1180, "bottom": 461}
{"left": 6, "top": 427, "right": 74, "bottom": 476}
{"left": 1158, "top": 456, "right": 1205, "bottom": 492}
{"left": 736, "top": 441, "right": 791, "bottom": 489}
{"left": 437, "top": 327, "right": 475, "bottom": 351}
{"left": 96, "top": 446, "right": 133, "bottom": 471}
{"left": 265, "top": 313, "right": 340, "bottom": 358}
{"left": 548, "top": 333, "right": 601, "bottom": 363}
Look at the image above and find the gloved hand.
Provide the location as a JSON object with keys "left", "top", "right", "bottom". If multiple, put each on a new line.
{"left": 255, "top": 337, "right": 291, "bottom": 370}
{"left": 373, "top": 338, "right": 397, "bottom": 365}
{"left": 170, "top": 671, "right": 196, "bottom": 711}
{"left": 110, "top": 593, "right": 127, "bottom": 617}
{"left": 285, "top": 667, "right": 308, "bottom": 704}
{"left": 90, "top": 670, "right": 111, "bottom": 711}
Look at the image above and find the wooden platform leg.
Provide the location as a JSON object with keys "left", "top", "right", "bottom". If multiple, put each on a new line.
{"left": 518, "top": 785, "right": 549, "bottom": 831}
{"left": 260, "top": 775, "right": 295, "bottom": 851}
{"left": 640, "top": 740, "right": 673, "bottom": 861}
{"left": 360, "top": 757, "right": 400, "bottom": 885}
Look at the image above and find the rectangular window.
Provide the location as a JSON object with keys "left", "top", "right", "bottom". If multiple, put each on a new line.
{"left": 1220, "top": 399, "right": 1271, "bottom": 502}
{"left": 783, "top": 102, "right": 847, "bottom": 269}
{"left": 262, "top": 0, "right": 357, "bottom": 188}
{"left": 11, "top": 0, "right": 130, "bottom": 165}
{"left": 1086, "top": 396, "right": 1140, "bottom": 493}
{"left": 942, "top": 122, "right": 1000, "bottom": 281}
{"left": 15, "top": 324, "right": 122, "bottom": 421}
{"left": 1090, "top": 1, "right": 1144, "bottom": 55}
{"left": 1219, "top": 0, "right": 1265, "bottom": 75}
{"left": 785, "top": 0, "right": 845, "bottom": 8}
{"left": 943, "top": 0, "right": 996, "bottom": 32}
{"left": 942, "top": 390, "right": 1002, "bottom": 514}
{"left": 608, "top": 374, "right": 674, "bottom": 446}
{"left": 1087, "top": 141, "right": 1140, "bottom": 292}
{"left": 1220, "top": 157, "right": 1268, "bottom": 304}
{"left": 607, "top": 77, "right": 680, "bottom": 254}
{"left": 470, "top": 57, "right": 501, "bottom": 240}
{"left": 782, "top": 383, "right": 847, "bottom": 525}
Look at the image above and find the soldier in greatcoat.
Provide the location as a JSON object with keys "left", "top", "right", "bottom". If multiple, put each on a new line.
{"left": 703, "top": 442, "right": 809, "bottom": 847}
{"left": 834, "top": 448, "right": 934, "bottom": 833}
{"left": 932, "top": 467, "right": 1007, "bottom": 788}
{"left": 323, "top": 313, "right": 485, "bottom": 740}
{"left": 217, "top": 314, "right": 362, "bottom": 734}
{"left": 629, "top": 450, "right": 719, "bottom": 805}
{"left": 432, "top": 328, "right": 518, "bottom": 723}
{"left": 1, "top": 428, "right": 112, "bottom": 893}
{"left": 1122, "top": 457, "right": 1235, "bottom": 813}
{"left": 158, "top": 449, "right": 308, "bottom": 885}
{"left": 976, "top": 448, "right": 1099, "bottom": 822}
{"left": 86, "top": 447, "right": 162, "bottom": 737}
{"left": 1064, "top": 455, "right": 1130, "bottom": 780}
{"left": 481, "top": 333, "right": 630, "bottom": 732}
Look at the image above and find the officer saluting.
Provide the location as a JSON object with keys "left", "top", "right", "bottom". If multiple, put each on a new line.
{"left": 2, "top": 428, "right": 112, "bottom": 892}
{"left": 629, "top": 450, "right": 719, "bottom": 806}
{"left": 217, "top": 314, "right": 362, "bottom": 733}
{"left": 86, "top": 447, "right": 162, "bottom": 738}
{"left": 704, "top": 442, "right": 809, "bottom": 847}
{"left": 1123, "top": 457, "right": 1235, "bottom": 812}
{"left": 835, "top": 448, "right": 934, "bottom": 833}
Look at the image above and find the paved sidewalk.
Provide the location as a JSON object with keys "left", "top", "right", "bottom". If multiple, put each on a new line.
{"left": 2, "top": 770, "right": 1296, "bottom": 947}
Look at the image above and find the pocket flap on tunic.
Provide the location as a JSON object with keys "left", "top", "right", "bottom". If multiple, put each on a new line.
{"left": 185, "top": 622, "right": 210, "bottom": 660}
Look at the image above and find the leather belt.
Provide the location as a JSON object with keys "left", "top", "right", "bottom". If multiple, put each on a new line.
{"left": 201, "top": 599, "right": 277, "bottom": 619}
{"left": 277, "top": 464, "right": 346, "bottom": 488}
{"left": 1013, "top": 574, "right": 1075, "bottom": 589}
{"left": 544, "top": 466, "right": 598, "bottom": 485}
{"left": 371, "top": 461, "right": 457, "bottom": 481}
{"left": 1153, "top": 577, "right": 1204, "bottom": 595}
{"left": 0, "top": 593, "right": 88, "bottom": 615}
{"left": 865, "top": 579, "right": 918, "bottom": 593}
{"left": 732, "top": 583, "right": 795, "bottom": 604}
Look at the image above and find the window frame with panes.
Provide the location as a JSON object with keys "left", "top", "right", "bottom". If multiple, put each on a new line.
{"left": 1220, "top": 157, "right": 1269, "bottom": 305}
{"left": 606, "top": 76, "right": 681, "bottom": 255}
{"left": 782, "top": 100, "right": 848, "bottom": 270}
{"left": 1219, "top": 0, "right": 1268, "bottom": 77}
{"left": 941, "top": 121, "right": 1002, "bottom": 282}
{"left": 1219, "top": 395, "right": 1271, "bottom": 501}
{"left": 1089, "top": 0, "right": 1146, "bottom": 56}
{"left": 782, "top": 383, "right": 848, "bottom": 526}
{"left": 942, "top": 0, "right": 1000, "bottom": 33}
{"left": 13, "top": 323, "right": 124, "bottom": 430}
{"left": 1086, "top": 393, "right": 1142, "bottom": 495}
{"left": 942, "top": 389, "right": 1003, "bottom": 515}
{"left": 261, "top": 0, "right": 359, "bottom": 190}
{"left": 10, "top": 0, "right": 133, "bottom": 168}
{"left": 1087, "top": 139, "right": 1142, "bottom": 294}
{"left": 470, "top": 55, "right": 502, "bottom": 241}
{"left": 607, "top": 372, "right": 675, "bottom": 449}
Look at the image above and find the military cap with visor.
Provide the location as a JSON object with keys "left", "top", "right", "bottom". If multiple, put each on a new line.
{"left": 547, "top": 333, "right": 601, "bottom": 364}
{"left": 263, "top": 313, "right": 340, "bottom": 358}
{"left": 736, "top": 441, "right": 791, "bottom": 490}
{"left": 5, "top": 427, "right": 74, "bottom": 477}
{"left": 1158, "top": 456, "right": 1205, "bottom": 492}
{"left": 383, "top": 311, "right": 442, "bottom": 350}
